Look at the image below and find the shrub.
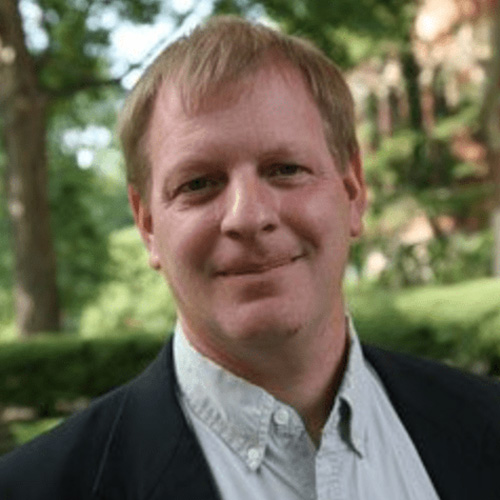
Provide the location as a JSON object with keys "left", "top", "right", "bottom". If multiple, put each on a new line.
{"left": 348, "top": 278, "right": 500, "bottom": 375}
{"left": 0, "top": 333, "right": 166, "bottom": 417}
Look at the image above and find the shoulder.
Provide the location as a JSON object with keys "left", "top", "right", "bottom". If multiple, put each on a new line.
{"left": 0, "top": 341, "right": 181, "bottom": 500}
{"left": 0, "top": 381, "right": 129, "bottom": 499}
{"left": 363, "top": 344, "right": 500, "bottom": 396}
{"left": 362, "top": 345, "right": 500, "bottom": 497}
{"left": 362, "top": 344, "right": 500, "bottom": 432}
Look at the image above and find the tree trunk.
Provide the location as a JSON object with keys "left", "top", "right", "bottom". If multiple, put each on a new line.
{"left": 481, "top": 0, "right": 500, "bottom": 276}
{"left": 0, "top": 0, "right": 60, "bottom": 334}
{"left": 377, "top": 88, "right": 393, "bottom": 137}
{"left": 401, "top": 47, "right": 423, "bottom": 132}
{"left": 420, "top": 82, "right": 435, "bottom": 134}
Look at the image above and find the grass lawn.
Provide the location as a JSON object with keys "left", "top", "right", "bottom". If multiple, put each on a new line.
{"left": 9, "top": 418, "right": 63, "bottom": 446}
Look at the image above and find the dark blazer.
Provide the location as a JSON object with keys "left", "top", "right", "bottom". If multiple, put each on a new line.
{"left": 1, "top": 340, "right": 499, "bottom": 500}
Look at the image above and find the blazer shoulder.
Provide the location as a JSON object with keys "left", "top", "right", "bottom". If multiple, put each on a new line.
{"left": 363, "top": 344, "right": 500, "bottom": 430}
{"left": 363, "top": 344, "right": 500, "bottom": 499}
{"left": 0, "top": 382, "right": 129, "bottom": 500}
{"left": 0, "top": 341, "right": 197, "bottom": 500}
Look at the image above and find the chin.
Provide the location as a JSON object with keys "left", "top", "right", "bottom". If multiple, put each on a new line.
{"left": 218, "top": 306, "right": 305, "bottom": 346}
{"left": 226, "top": 297, "right": 338, "bottom": 350}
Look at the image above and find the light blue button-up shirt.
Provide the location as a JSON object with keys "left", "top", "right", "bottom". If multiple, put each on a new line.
{"left": 173, "top": 320, "right": 440, "bottom": 499}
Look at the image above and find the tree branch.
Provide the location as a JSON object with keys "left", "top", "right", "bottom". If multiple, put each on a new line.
{"left": 47, "top": 76, "right": 123, "bottom": 98}
{"left": 47, "top": 33, "right": 173, "bottom": 99}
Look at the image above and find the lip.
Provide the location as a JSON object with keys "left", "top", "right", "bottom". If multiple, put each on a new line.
{"left": 216, "top": 254, "right": 303, "bottom": 277}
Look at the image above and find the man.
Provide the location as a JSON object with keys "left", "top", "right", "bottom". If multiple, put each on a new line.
{"left": 1, "top": 15, "right": 499, "bottom": 500}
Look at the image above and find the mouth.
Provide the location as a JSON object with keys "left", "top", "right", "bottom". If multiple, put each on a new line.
{"left": 217, "top": 254, "right": 303, "bottom": 277}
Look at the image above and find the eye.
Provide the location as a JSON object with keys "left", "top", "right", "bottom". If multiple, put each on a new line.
{"left": 181, "top": 177, "right": 213, "bottom": 192}
{"left": 268, "top": 163, "right": 305, "bottom": 178}
{"left": 177, "top": 175, "right": 225, "bottom": 199}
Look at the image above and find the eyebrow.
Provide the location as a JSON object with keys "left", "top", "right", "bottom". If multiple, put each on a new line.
{"left": 257, "top": 144, "right": 309, "bottom": 164}
{"left": 159, "top": 155, "right": 224, "bottom": 197}
{"left": 162, "top": 142, "right": 309, "bottom": 185}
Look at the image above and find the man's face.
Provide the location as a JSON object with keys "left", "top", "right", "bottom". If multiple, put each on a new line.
{"left": 131, "top": 63, "right": 366, "bottom": 360}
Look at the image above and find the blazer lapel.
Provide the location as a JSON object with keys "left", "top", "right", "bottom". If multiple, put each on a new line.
{"left": 94, "top": 340, "right": 221, "bottom": 500}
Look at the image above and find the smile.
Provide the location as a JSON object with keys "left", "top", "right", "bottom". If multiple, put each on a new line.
{"left": 217, "top": 255, "right": 303, "bottom": 277}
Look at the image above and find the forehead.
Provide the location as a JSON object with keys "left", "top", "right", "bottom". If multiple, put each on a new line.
{"left": 166, "top": 54, "right": 319, "bottom": 112}
{"left": 145, "top": 61, "right": 337, "bottom": 199}
{"left": 149, "top": 61, "right": 323, "bottom": 143}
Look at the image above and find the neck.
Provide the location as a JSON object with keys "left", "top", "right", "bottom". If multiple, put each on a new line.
{"left": 252, "top": 320, "right": 348, "bottom": 445}
{"left": 182, "top": 311, "right": 349, "bottom": 444}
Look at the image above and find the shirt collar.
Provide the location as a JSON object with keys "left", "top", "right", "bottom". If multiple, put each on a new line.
{"left": 173, "top": 323, "right": 284, "bottom": 470}
{"left": 322, "top": 315, "right": 368, "bottom": 457}
{"left": 173, "top": 316, "right": 368, "bottom": 470}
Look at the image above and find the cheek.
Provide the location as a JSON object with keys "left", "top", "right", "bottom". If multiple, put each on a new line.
{"left": 155, "top": 212, "right": 218, "bottom": 276}
{"left": 284, "top": 187, "right": 350, "bottom": 249}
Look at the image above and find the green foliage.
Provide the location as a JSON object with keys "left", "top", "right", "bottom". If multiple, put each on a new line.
{"left": 0, "top": 123, "right": 14, "bottom": 338}
{"left": 9, "top": 419, "right": 62, "bottom": 446}
{"left": 332, "top": 28, "right": 388, "bottom": 65}
{"left": 431, "top": 104, "right": 478, "bottom": 142}
{"left": 0, "top": 147, "right": 14, "bottom": 338}
{"left": 33, "top": 0, "right": 161, "bottom": 94}
{"left": 0, "top": 242, "right": 15, "bottom": 341}
{"left": 364, "top": 125, "right": 471, "bottom": 201}
{"left": 426, "top": 231, "right": 493, "bottom": 284}
{"left": 348, "top": 278, "right": 500, "bottom": 374}
{"left": 78, "top": 226, "right": 177, "bottom": 336}
{"left": 0, "top": 333, "right": 165, "bottom": 416}
{"left": 49, "top": 88, "right": 133, "bottom": 233}
{"left": 212, "top": 0, "right": 415, "bottom": 68}
{"left": 364, "top": 129, "right": 420, "bottom": 201}
{"left": 360, "top": 96, "right": 492, "bottom": 287}
{"left": 49, "top": 156, "right": 109, "bottom": 316}
{"left": 43, "top": 88, "right": 132, "bottom": 325}
{"left": 372, "top": 230, "right": 493, "bottom": 288}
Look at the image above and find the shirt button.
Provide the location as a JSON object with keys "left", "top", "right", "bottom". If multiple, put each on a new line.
{"left": 247, "top": 447, "right": 263, "bottom": 468}
{"left": 273, "top": 408, "right": 290, "bottom": 426}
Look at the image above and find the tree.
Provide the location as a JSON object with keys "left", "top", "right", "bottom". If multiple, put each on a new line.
{"left": 212, "top": 0, "right": 415, "bottom": 68}
{"left": 479, "top": 0, "right": 500, "bottom": 275}
{"left": 0, "top": 0, "right": 161, "bottom": 335}
{"left": 0, "top": 0, "right": 59, "bottom": 335}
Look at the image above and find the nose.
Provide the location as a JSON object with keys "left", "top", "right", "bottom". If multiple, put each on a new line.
{"left": 220, "top": 170, "right": 278, "bottom": 240}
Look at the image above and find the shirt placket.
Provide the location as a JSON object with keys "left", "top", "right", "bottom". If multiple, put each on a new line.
{"left": 315, "top": 407, "right": 351, "bottom": 500}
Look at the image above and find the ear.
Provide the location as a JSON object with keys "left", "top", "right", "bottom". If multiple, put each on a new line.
{"left": 342, "top": 151, "right": 367, "bottom": 238}
{"left": 128, "top": 185, "right": 161, "bottom": 270}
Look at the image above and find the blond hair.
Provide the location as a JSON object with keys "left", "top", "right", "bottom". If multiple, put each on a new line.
{"left": 119, "top": 15, "right": 358, "bottom": 202}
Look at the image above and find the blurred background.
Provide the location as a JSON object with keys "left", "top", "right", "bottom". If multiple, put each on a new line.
{"left": 0, "top": 0, "right": 499, "bottom": 452}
